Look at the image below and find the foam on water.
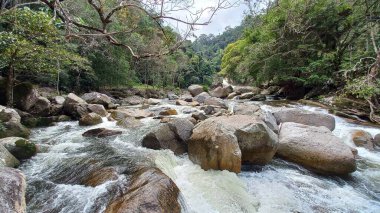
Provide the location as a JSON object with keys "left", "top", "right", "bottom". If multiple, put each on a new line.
{"left": 155, "top": 152, "right": 259, "bottom": 213}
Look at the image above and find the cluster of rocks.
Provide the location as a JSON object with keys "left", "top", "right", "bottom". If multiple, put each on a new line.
{"left": 140, "top": 99, "right": 365, "bottom": 176}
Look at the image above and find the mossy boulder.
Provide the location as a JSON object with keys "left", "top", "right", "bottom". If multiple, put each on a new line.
{"left": 0, "top": 137, "right": 37, "bottom": 160}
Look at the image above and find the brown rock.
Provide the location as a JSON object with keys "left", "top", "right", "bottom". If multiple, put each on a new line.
{"left": 87, "top": 104, "right": 108, "bottom": 117}
{"left": 188, "top": 84, "right": 204, "bottom": 97}
{"left": 105, "top": 167, "right": 180, "bottom": 213}
{"left": 79, "top": 113, "right": 103, "bottom": 126}
{"left": 277, "top": 122, "right": 356, "bottom": 175}
{"left": 159, "top": 108, "right": 178, "bottom": 116}
{"left": 82, "top": 128, "right": 122, "bottom": 138}
{"left": 273, "top": 108, "right": 335, "bottom": 131}
{"left": 142, "top": 124, "right": 186, "bottom": 155}
{"left": 204, "top": 97, "right": 227, "bottom": 109}
{"left": 351, "top": 130, "right": 374, "bottom": 150}
{"left": 81, "top": 167, "right": 119, "bottom": 187}
{"left": 188, "top": 118, "right": 241, "bottom": 173}
{"left": 116, "top": 117, "right": 142, "bottom": 128}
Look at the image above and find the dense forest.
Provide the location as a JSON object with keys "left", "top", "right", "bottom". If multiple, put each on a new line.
{"left": 0, "top": 0, "right": 379, "bottom": 121}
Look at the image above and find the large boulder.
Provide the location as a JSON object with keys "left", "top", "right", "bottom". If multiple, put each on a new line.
{"left": 210, "top": 86, "right": 229, "bottom": 98}
{"left": 0, "top": 106, "right": 21, "bottom": 123}
{"left": 105, "top": 167, "right": 180, "bottom": 213}
{"left": 110, "top": 108, "right": 153, "bottom": 120}
{"left": 188, "top": 84, "right": 204, "bottom": 97}
{"left": 188, "top": 118, "right": 241, "bottom": 173}
{"left": 52, "top": 96, "right": 65, "bottom": 105}
{"left": 0, "top": 144, "right": 20, "bottom": 167}
{"left": 0, "top": 106, "right": 30, "bottom": 139}
{"left": 63, "top": 93, "right": 88, "bottom": 119}
{"left": 87, "top": 104, "right": 108, "bottom": 117}
{"left": 236, "top": 122, "right": 278, "bottom": 165}
{"left": 277, "top": 122, "right": 356, "bottom": 175}
{"left": 28, "top": 96, "right": 51, "bottom": 116}
{"left": 122, "top": 95, "right": 144, "bottom": 105}
{"left": 142, "top": 123, "right": 187, "bottom": 155}
{"left": 116, "top": 117, "right": 142, "bottom": 128}
{"left": 350, "top": 130, "right": 374, "bottom": 150}
{"left": 233, "top": 103, "right": 260, "bottom": 115}
{"left": 0, "top": 167, "right": 26, "bottom": 213}
{"left": 13, "top": 82, "right": 39, "bottom": 111}
{"left": 374, "top": 134, "right": 380, "bottom": 147}
{"left": 239, "top": 92, "right": 255, "bottom": 99}
{"left": 79, "top": 113, "right": 103, "bottom": 126}
{"left": 204, "top": 97, "right": 227, "bottom": 109}
{"left": 168, "top": 118, "right": 194, "bottom": 142}
{"left": 82, "top": 128, "right": 122, "bottom": 138}
{"left": 0, "top": 137, "right": 36, "bottom": 160}
{"left": 234, "top": 86, "right": 260, "bottom": 95}
{"left": 81, "top": 92, "right": 113, "bottom": 108}
{"left": 273, "top": 108, "right": 335, "bottom": 131}
{"left": 0, "top": 121, "right": 30, "bottom": 139}
{"left": 194, "top": 92, "right": 211, "bottom": 103}
{"left": 199, "top": 115, "right": 278, "bottom": 165}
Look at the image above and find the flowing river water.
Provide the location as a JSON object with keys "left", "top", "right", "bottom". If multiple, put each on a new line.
{"left": 19, "top": 100, "right": 380, "bottom": 213}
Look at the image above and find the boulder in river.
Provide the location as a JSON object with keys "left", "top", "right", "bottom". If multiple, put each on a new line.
{"left": 0, "top": 167, "right": 26, "bottom": 213}
{"left": 87, "top": 104, "right": 108, "bottom": 117}
{"left": 159, "top": 108, "right": 178, "bottom": 116}
{"left": 82, "top": 128, "right": 122, "bottom": 138}
{"left": 236, "top": 121, "right": 278, "bottom": 165}
{"left": 81, "top": 167, "right": 119, "bottom": 187}
{"left": 0, "top": 144, "right": 20, "bottom": 167}
{"left": 105, "top": 167, "right": 180, "bottom": 213}
{"left": 28, "top": 96, "right": 51, "bottom": 116}
{"left": 0, "top": 137, "right": 36, "bottom": 160}
{"left": 189, "top": 117, "right": 241, "bottom": 173}
{"left": 277, "top": 122, "right": 356, "bottom": 175}
{"left": 110, "top": 108, "right": 153, "bottom": 120}
{"left": 273, "top": 108, "right": 335, "bottom": 131}
{"left": 13, "top": 82, "right": 39, "bottom": 111}
{"left": 234, "top": 86, "right": 260, "bottom": 95}
{"left": 239, "top": 92, "right": 255, "bottom": 99}
{"left": 81, "top": 92, "right": 113, "bottom": 108}
{"left": 79, "top": 113, "right": 103, "bottom": 126}
{"left": 374, "top": 134, "right": 380, "bottom": 147}
{"left": 233, "top": 103, "right": 260, "bottom": 115}
{"left": 116, "top": 117, "right": 142, "bottom": 128}
{"left": 210, "top": 86, "right": 230, "bottom": 98}
{"left": 188, "top": 84, "right": 204, "bottom": 97}
{"left": 350, "top": 130, "right": 374, "bottom": 150}
{"left": 142, "top": 122, "right": 187, "bottom": 155}
{"left": 194, "top": 92, "right": 211, "bottom": 103}
{"left": 204, "top": 97, "right": 227, "bottom": 109}
{"left": 168, "top": 118, "right": 194, "bottom": 142}
{"left": 122, "top": 95, "right": 144, "bottom": 106}
{"left": 0, "top": 106, "right": 30, "bottom": 139}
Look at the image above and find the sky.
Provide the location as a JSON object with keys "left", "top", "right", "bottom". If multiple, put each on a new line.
{"left": 164, "top": 0, "right": 247, "bottom": 39}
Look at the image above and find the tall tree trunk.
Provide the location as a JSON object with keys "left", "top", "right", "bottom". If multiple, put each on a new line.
{"left": 6, "top": 64, "right": 14, "bottom": 107}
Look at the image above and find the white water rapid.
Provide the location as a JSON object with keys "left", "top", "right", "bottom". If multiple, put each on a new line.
{"left": 19, "top": 100, "right": 380, "bottom": 213}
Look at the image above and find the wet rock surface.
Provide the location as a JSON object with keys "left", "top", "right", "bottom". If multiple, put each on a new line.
{"left": 0, "top": 167, "right": 26, "bottom": 213}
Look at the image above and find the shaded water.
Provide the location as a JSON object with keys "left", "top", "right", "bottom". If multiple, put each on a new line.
{"left": 19, "top": 101, "right": 380, "bottom": 213}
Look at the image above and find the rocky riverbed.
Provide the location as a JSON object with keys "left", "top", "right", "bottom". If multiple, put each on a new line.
{"left": 1, "top": 84, "right": 380, "bottom": 213}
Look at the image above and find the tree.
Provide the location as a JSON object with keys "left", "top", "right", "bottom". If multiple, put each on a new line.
{"left": 3, "top": 0, "right": 237, "bottom": 59}
{"left": 0, "top": 8, "right": 91, "bottom": 106}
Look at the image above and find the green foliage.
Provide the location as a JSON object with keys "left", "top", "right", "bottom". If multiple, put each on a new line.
{"left": 344, "top": 77, "right": 380, "bottom": 100}
{"left": 0, "top": 8, "right": 92, "bottom": 89}
{"left": 221, "top": 0, "right": 379, "bottom": 90}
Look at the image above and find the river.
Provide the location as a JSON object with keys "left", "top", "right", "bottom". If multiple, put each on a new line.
{"left": 19, "top": 100, "right": 380, "bottom": 213}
